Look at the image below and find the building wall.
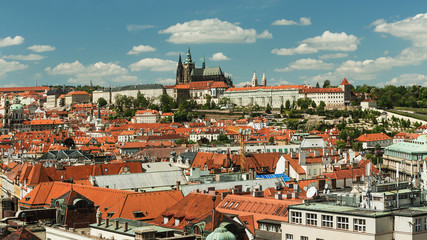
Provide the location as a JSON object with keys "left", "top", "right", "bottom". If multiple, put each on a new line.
{"left": 45, "top": 227, "right": 96, "bottom": 240}
{"left": 300, "top": 91, "right": 344, "bottom": 107}
{"left": 224, "top": 88, "right": 300, "bottom": 108}
{"left": 283, "top": 209, "right": 393, "bottom": 240}
{"left": 93, "top": 88, "right": 165, "bottom": 105}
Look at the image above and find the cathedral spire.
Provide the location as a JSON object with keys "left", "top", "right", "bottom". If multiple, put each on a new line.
{"left": 252, "top": 71, "right": 258, "bottom": 87}
{"left": 202, "top": 55, "right": 205, "bottom": 69}
{"left": 185, "top": 47, "right": 193, "bottom": 64}
{"left": 261, "top": 72, "right": 267, "bottom": 86}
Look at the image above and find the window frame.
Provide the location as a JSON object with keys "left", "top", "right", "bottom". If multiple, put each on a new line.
{"left": 321, "top": 215, "right": 333, "bottom": 228}
{"left": 306, "top": 213, "right": 317, "bottom": 226}
{"left": 353, "top": 218, "right": 366, "bottom": 232}
{"left": 291, "top": 211, "right": 302, "bottom": 224}
{"left": 337, "top": 216, "right": 349, "bottom": 230}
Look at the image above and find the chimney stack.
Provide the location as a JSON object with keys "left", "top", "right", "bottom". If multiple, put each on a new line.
{"left": 105, "top": 218, "right": 109, "bottom": 227}
{"left": 123, "top": 222, "right": 128, "bottom": 232}
{"left": 114, "top": 220, "right": 119, "bottom": 230}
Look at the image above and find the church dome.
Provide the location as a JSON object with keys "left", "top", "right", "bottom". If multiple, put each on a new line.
{"left": 10, "top": 103, "right": 24, "bottom": 110}
{"left": 206, "top": 227, "right": 236, "bottom": 240}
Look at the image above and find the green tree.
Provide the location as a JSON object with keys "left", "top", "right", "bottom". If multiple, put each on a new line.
{"left": 285, "top": 100, "right": 291, "bottom": 110}
{"left": 266, "top": 103, "right": 272, "bottom": 114}
{"left": 280, "top": 104, "right": 285, "bottom": 114}
{"left": 323, "top": 80, "right": 331, "bottom": 88}
{"left": 268, "top": 136, "right": 275, "bottom": 144}
{"left": 336, "top": 140, "right": 346, "bottom": 149}
{"left": 217, "top": 133, "right": 230, "bottom": 143}
{"left": 97, "top": 97, "right": 107, "bottom": 107}
{"left": 160, "top": 94, "right": 174, "bottom": 112}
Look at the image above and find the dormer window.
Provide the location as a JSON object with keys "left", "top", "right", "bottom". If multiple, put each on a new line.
{"left": 163, "top": 216, "right": 169, "bottom": 224}
{"left": 175, "top": 218, "right": 181, "bottom": 226}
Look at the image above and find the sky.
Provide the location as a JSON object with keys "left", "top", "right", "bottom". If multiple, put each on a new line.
{"left": 1, "top": 0, "right": 427, "bottom": 88}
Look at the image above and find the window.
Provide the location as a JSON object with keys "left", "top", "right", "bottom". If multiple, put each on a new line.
{"left": 133, "top": 211, "right": 145, "bottom": 218}
{"left": 424, "top": 217, "right": 427, "bottom": 230}
{"left": 321, "top": 215, "right": 333, "bottom": 228}
{"left": 354, "top": 218, "right": 366, "bottom": 232}
{"left": 306, "top": 213, "right": 317, "bottom": 226}
{"left": 415, "top": 218, "right": 421, "bottom": 232}
{"left": 223, "top": 201, "right": 229, "bottom": 207}
{"left": 163, "top": 216, "right": 169, "bottom": 224}
{"left": 301, "top": 237, "right": 308, "bottom": 240}
{"left": 291, "top": 211, "right": 302, "bottom": 224}
{"left": 234, "top": 202, "right": 239, "bottom": 209}
{"left": 337, "top": 217, "right": 349, "bottom": 230}
{"left": 285, "top": 234, "right": 293, "bottom": 240}
{"left": 228, "top": 202, "right": 234, "bottom": 208}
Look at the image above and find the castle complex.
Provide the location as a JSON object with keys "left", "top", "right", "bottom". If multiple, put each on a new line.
{"left": 176, "top": 48, "right": 233, "bottom": 87}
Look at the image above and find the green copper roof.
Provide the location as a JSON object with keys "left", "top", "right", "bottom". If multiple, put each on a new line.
{"left": 191, "top": 67, "right": 223, "bottom": 77}
{"left": 385, "top": 135, "right": 427, "bottom": 154}
{"left": 206, "top": 227, "right": 236, "bottom": 240}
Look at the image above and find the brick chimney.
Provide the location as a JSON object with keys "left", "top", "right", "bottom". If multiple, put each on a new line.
{"left": 124, "top": 222, "right": 128, "bottom": 232}
{"left": 105, "top": 218, "right": 109, "bottom": 227}
{"left": 114, "top": 220, "right": 119, "bottom": 230}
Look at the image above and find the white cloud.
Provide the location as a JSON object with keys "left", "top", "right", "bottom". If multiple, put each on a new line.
{"left": 210, "top": 52, "right": 230, "bottom": 61}
{"left": 155, "top": 78, "right": 176, "bottom": 85}
{"left": 27, "top": 45, "right": 55, "bottom": 52}
{"left": 0, "top": 36, "right": 24, "bottom": 47}
{"left": 271, "top": 43, "right": 318, "bottom": 55}
{"left": 45, "top": 61, "right": 85, "bottom": 75}
{"left": 0, "top": 58, "right": 27, "bottom": 77}
{"left": 270, "top": 77, "right": 290, "bottom": 85}
{"left": 159, "top": 18, "right": 272, "bottom": 44}
{"left": 272, "top": 17, "right": 311, "bottom": 26}
{"left": 45, "top": 60, "right": 133, "bottom": 85}
{"left": 372, "top": 13, "right": 427, "bottom": 47}
{"left": 383, "top": 73, "right": 427, "bottom": 87}
{"left": 318, "top": 53, "right": 348, "bottom": 59}
{"left": 129, "top": 58, "right": 177, "bottom": 72}
{"left": 235, "top": 81, "right": 251, "bottom": 87}
{"left": 274, "top": 58, "right": 334, "bottom": 72}
{"left": 127, "top": 45, "right": 157, "bottom": 55}
{"left": 272, "top": 31, "right": 360, "bottom": 55}
{"left": 4, "top": 54, "right": 45, "bottom": 61}
{"left": 126, "top": 24, "right": 155, "bottom": 32}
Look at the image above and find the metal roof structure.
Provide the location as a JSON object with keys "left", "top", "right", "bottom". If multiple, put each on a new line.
{"left": 91, "top": 170, "right": 187, "bottom": 190}
{"left": 180, "top": 177, "right": 286, "bottom": 196}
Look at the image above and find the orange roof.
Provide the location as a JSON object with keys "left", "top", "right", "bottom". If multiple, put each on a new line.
{"left": 217, "top": 194, "right": 302, "bottom": 229}
{"left": 174, "top": 84, "right": 190, "bottom": 89}
{"left": 355, "top": 133, "right": 392, "bottom": 142}
{"left": 300, "top": 87, "right": 343, "bottom": 93}
{"left": 340, "top": 77, "right": 351, "bottom": 85}
{"left": 0, "top": 86, "right": 49, "bottom": 92}
{"left": 66, "top": 91, "right": 90, "bottom": 95}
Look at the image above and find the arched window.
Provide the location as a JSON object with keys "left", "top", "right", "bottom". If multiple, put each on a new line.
{"left": 193, "top": 225, "right": 201, "bottom": 235}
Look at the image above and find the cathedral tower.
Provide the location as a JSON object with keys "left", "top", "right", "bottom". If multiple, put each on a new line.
{"left": 251, "top": 71, "right": 258, "bottom": 87}
{"left": 182, "top": 47, "right": 195, "bottom": 84}
{"left": 176, "top": 54, "right": 183, "bottom": 84}
{"left": 261, "top": 72, "right": 267, "bottom": 86}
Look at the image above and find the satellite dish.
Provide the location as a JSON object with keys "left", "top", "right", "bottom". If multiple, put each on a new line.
{"left": 306, "top": 186, "right": 317, "bottom": 198}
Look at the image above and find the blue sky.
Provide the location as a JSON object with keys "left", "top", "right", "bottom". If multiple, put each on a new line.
{"left": 1, "top": 0, "right": 427, "bottom": 88}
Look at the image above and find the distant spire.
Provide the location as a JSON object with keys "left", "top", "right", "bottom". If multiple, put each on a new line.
{"left": 178, "top": 53, "right": 182, "bottom": 64}
{"left": 261, "top": 72, "right": 267, "bottom": 86}
{"left": 185, "top": 47, "right": 193, "bottom": 64}
{"left": 202, "top": 55, "right": 206, "bottom": 69}
{"left": 252, "top": 71, "right": 258, "bottom": 87}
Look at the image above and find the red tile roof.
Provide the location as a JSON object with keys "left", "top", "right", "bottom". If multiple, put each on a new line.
{"left": 300, "top": 87, "right": 343, "bottom": 93}
{"left": 340, "top": 77, "right": 351, "bottom": 85}
{"left": 355, "top": 133, "right": 392, "bottom": 142}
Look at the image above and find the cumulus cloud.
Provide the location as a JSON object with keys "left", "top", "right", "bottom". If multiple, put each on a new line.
{"left": 127, "top": 45, "right": 157, "bottom": 55}
{"left": 159, "top": 18, "right": 272, "bottom": 44}
{"left": 272, "top": 31, "right": 360, "bottom": 55}
{"left": 155, "top": 78, "right": 176, "bottom": 85}
{"left": 372, "top": 13, "right": 427, "bottom": 47}
{"left": 27, "top": 45, "right": 56, "bottom": 52}
{"left": 210, "top": 52, "right": 230, "bottom": 61}
{"left": 4, "top": 54, "right": 45, "bottom": 61}
{"left": 274, "top": 58, "right": 334, "bottom": 72}
{"left": 0, "top": 36, "right": 24, "bottom": 48}
{"left": 45, "top": 60, "right": 134, "bottom": 85}
{"left": 272, "top": 17, "right": 311, "bottom": 26}
{"left": 0, "top": 58, "right": 27, "bottom": 77}
{"left": 126, "top": 24, "right": 155, "bottom": 32}
{"left": 235, "top": 81, "right": 251, "bottom": 87}
{"left": 318, "top": 53, "right": 349, "bottom": 59}
{"left": 383, "top": 73, "right": 427, "bottom": 87}
{"left": 129, "top": 58, "right": 177, "bottom": 72}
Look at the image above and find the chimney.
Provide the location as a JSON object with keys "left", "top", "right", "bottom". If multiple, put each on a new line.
{"left": 176, "top": 181, "right": 180, "bottom": 190}
{"left": 123, "top": 222, "right": 128, "bottom": 232}
{"left": 292, "top": 192, "right": 299, "bottom": 199}
{"left": 299, "top": 151, "right": 306, "bottom": 165}
{"left": 105, "top": 218, "right": 109, "bottom": 227}
{"left": 96, "top": 210, "right": 102, "bottom": 226}
{"left": 114, "top": 220, "right": 119, "bottom": 230}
